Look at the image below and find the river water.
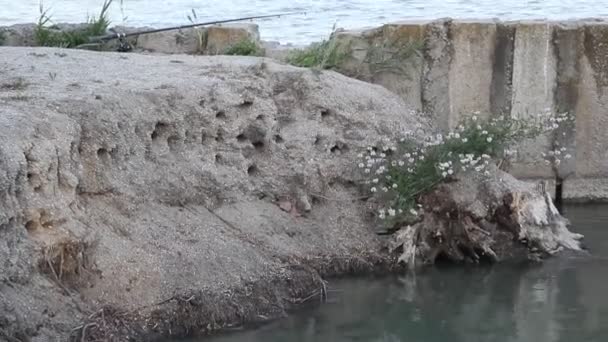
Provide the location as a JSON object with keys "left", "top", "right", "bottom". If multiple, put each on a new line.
{"left": 175, "top": 204, "right": 608, "bottom": 342}
{"left": 3, "top": 1, "right": 608, "bottom": 44}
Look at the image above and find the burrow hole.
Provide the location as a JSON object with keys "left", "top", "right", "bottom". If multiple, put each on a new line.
{"left": 151, "top": 122, "right": 169, "bottom": 141}
{"left": 215, "top": 130, "right": 224, "bottom": 143}
{"left": 215, "top": 154, "right": 223, "bottom": 163}
{"left": 273, "top": 134, "right": 284, "bottom": 143}
{"left": 247, "top": 164, "right": 259, "bottom": 176}
{"left": 330, "top": 143, "right": 348, "bottom": 154}
{"left": 252, "top": 140, "right": 265, "bottom": 150}
{"left": 240, "top": 98, "right": 254, "bottom": 106}
{"left": 216, "top": 110, "right": 226, "bottom": 119}
{"left": 314, "top": 135, "right": 322, "bottom": 145}
{"left": 27, "top": 172, "right": 43, "bottom": 192}
{"left": 97, "top": 148, "right": 111, "bottom": 164}
{"left": 26, "top": 220, "right": 39, "bottom": 232}
{"left": 320, "top": 108, "right": 332, "bottom": 119}
{"left": 236, "top": 133, "right": 247, "bottom": 143}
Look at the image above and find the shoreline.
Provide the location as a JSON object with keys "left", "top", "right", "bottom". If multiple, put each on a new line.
{"left": 88, "top": 253, "right": 395, "bottom": 341}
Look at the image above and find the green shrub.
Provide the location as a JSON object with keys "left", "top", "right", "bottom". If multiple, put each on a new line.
{"left": 358, "top": 112, "right": 573, "bottom": 226}
{"left": 286, "top": 38, "right": 347, "bottom": 70}
{"left": 224, "top": 38, "right": 263, "bottom": 56}
{"left": 34, "top": 0, "right": 113, "bottom": 48}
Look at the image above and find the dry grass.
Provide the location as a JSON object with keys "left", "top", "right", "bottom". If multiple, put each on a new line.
{"left": 38, "top": 239, "right": 94, "bottom": 291}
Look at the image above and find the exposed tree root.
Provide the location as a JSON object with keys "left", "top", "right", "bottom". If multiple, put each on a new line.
{"left": 389, "top": 168, "right": 584, "bottom": 268}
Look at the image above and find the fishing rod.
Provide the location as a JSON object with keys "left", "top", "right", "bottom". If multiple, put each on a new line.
{"left": 79, "top": 11, "right": 306, "bottom": 51}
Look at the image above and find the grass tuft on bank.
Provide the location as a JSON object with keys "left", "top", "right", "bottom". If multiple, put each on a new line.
{"left": 286, "top": 25, "right": 348, "bottom": 70}
{"left": 224, "top": 38, "right": 264, "bottom": 56}
{"left": 34, "top": 0, "right": 114, "bottom": 48}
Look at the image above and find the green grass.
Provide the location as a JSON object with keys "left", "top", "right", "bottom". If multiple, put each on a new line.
{"left": 286, "top": 25, "right": 348, "bottom": 70}
{"left": 286, "top": 37, "right": 347, "bottom": 70}
{"left": 224, "top": 38, "right": 263, "bottom": 56}
{"left": 34, "top": 0, "right": 113, "bottom": 48}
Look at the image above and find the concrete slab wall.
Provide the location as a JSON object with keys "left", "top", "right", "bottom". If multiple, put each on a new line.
{"left": 331, "top": 19, "right": 608, "bottom": 201}
{"left": 0, "top": 23, "right": 261, "bottom": 55}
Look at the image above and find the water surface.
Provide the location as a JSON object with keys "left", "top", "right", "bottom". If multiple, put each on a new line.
{"left": 191, "top": 204, "right": 608, "bottom": 342}
{"left": 3, "top": 1, "right": 608, "bottom": 44}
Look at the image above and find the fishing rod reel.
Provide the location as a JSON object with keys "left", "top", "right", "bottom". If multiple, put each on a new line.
{"left": 74, "top": 30, "right": 132, "bottom": 52}
{"left": 111, "top": 30, "right": 133, "bottom": 52}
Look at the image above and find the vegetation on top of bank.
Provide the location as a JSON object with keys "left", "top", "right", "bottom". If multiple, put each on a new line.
{"left": 225, "top": 38, "right": 264, "bottom": 56}
{"left": 34, "top": 0, "right": 114, "bottom": 48}
{"left": 358, "top": 111, "right": 574, "bottom": 228}
{"left": 286, "top": 25, "right": 348, "bottom": 70}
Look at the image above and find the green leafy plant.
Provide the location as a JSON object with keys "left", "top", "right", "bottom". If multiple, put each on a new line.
{"left": 358, "top": 112, "right": 574, "bottom": 226}
{"left": 286, "top": 24, "right": 348, "bottom": 70}
{"left": 34, "top": 0, "right": 114, "bottom": 48}
{"left": 224, "top": 38, "right": 263, "bottom": 56}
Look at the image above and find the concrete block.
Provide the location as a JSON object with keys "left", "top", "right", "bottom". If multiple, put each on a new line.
{"left": 204, "top": 23, "right": 260, "bottom": 55}
{"left": 564, "top": 177, "right": 608, "bottom": 202}
{"left": 134, "top": 27, "right": 203, "bottom": 54}
{"left": 447, "top": 21, "right": 497, "bottom": 128}
{"left": 553, "top": 22, "right": 584, "bottom": 180}
{"left": 490, "top": 23, "right": 515, "bottom": 116}
{"left": 422, "top": 19, "right": 452, "bottom": 131}
{"left": 573, "top": 23, "right": 608, "bottom": 178}
{"left": 509, "top": 22, "right": 557, "bottom": 178}
{"left": 330, "top": 23, "right": 427, "bottom": 111}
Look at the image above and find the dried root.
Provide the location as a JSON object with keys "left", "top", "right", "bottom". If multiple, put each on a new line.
{"left": 389, "top": 169, "right": 584, "bottom": 268}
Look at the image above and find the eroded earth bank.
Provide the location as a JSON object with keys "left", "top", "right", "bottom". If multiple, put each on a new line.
{"left": 0, "top": 47, "right": 583, "bottom": 341}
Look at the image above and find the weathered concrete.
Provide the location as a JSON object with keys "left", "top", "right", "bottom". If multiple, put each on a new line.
{"left": 322, "top": 19, "right": 608, "bottom": 201}
{"left": 508, "top": 22, "right": 556, "bottom": 178}
{"left": 332, "top": 22, "right": 426, "bottom": 114}
{"left": 205, "top": 23, "right": 260, "bottom": 54}
{"left": 576, "top": 23, "right": 608, "bottom": 178}
{"left": 447, "top": 21, "right": 497, "bottom": 128}
{"left": 132, "top": 26, "right": 203, "bottom": 54}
